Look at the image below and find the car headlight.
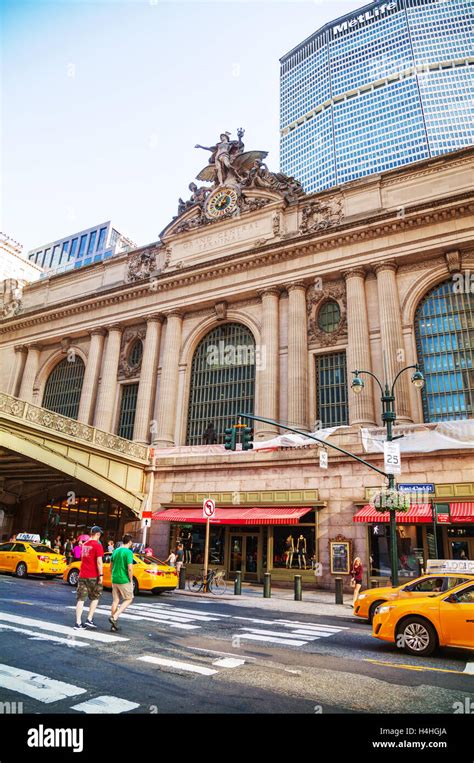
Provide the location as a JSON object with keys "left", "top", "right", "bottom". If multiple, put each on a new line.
{"left": 357, "top": 594, "right": 367, "bottom": 600}
{"left": 376, "top": 605, "right": 395, "bottom": 615}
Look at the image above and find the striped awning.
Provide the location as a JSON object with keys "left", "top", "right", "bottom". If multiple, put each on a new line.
{"left": 353, "top": 504, "right": 433, "bottom": 524}
{"left": 152, "top": 507, "right": 314, "bottom": 525}
{"left": 450, "top": 502, "right": 474, "bottom": 523}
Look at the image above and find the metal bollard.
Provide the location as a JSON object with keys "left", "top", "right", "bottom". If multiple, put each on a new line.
{"left": 179, "top": 566, "right": 186, "bottom": 590}
{"left": 234, "top": 570, "right": 242, "bottom": 595}
{"left": 294, "top": 575, "right": 302, "bottom": 601}
{"left": 263, "top": 572, "right": 271, "bottom": 598}
{"left": 335, "top": 577, "right": 343, "bottom": 604}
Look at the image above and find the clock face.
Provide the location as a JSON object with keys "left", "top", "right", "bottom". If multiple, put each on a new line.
{"left": 205, "top": 187, "right": 238, "bottom": 219}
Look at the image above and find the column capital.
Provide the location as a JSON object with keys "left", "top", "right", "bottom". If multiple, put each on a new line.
{"left": 104, "top": 323, "right": 125, "bottom": 334}
{"left": 146, "top": 313, "right": 165, "bottom": 324}
{"left": 285, "top": 281, "right": 307, "bottom": 294}
{"left": 257, "top": 286, "right": 282, "bottom": 299}
{"left": 14, "top": 344, "right": 28, "bottom": 354}
{"left": 373, "top": 260, "right": 398, "bottom": 275}
{"left": 164, "top": 308, "right": 184, "bottom": 319}
{"left": 88, "top": 327, "right": 107, "bottom": 338}
{"left": 26, "top": 342, "right": 43, "bottom": 352}
{"left": 342, "top": 266, "right": 368, "bottom": 281}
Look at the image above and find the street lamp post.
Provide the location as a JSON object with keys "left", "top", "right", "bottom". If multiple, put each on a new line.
{"left": 351, "top": 365, "right": 425, "bottom": 586}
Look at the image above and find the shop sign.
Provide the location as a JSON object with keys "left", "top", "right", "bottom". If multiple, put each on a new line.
{"left": 16, "top": 533, "right": 41, "bottom": 543}
{"left": 319, "top": 450, "right": 328, "bottom": 469}
{"left": 384, "top": 441, "right": 401, "bottom": 475}
{"left": 332, "top": 2, "right": 398, "bottom": 37}
{"left": 436, "top": 505, "right": 450, "bottom": 525}
{"left": 426, "top": 559, "right": 474, "bottom": 575}
{"left": 397, "top": 484, "right": 435, "bottom": 494}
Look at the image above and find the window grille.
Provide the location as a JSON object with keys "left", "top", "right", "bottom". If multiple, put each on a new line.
{"left": 42, "top": 357, "right": 85, "bottom": 419}
{"left": 186, "top": 323, "right": 256, "bottom": 445}
{"left": 316, "top": 352, "right": 348, "bottom": 426}
{"left": 117, "top": 383, "right": 139, "bottom": 440}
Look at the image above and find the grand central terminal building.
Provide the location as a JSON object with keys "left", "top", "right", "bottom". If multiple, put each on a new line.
{"left": 0, "top": 136, "right": 473, "bottom": 589}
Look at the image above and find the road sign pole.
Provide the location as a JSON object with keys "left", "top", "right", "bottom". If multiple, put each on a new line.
{"left": 203, "top": 517, "right": 210, "bottom": 592}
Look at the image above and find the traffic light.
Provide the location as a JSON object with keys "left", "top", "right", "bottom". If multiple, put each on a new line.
{"left": 224, "top": 426, "right": 237, "bottom": 451}
{"left": 242, "top": 427, "right": 254, "bottom": 450}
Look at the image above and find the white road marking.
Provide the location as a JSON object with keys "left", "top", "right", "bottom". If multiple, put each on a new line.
{"left": 233, "top": 616, "right": 342, "bottom": 634}
{"left": 0, "top": 663, "right": 86, "bottom": 704}
{"left": 0, "top": 623, "right": 88, "bottom": 647}
{"left": 186, "top": 646, "right": 257, "bottom": 661}
{"left": 148, "top": 603, "right": 232, "bottom": 618}
{"left": 276, "top": 618, "right": 347, "bottom": 631}
{"left": 137, "top": 655, "right": 218, "bottom": 676}
{"left": 71, "top": 695, "right": 140, "bottom": 713}
{"left": 240, "top": 627, "right": 319, "bottom": 641}
{"left": 212, "top": 657, "right": 245, "bottom": 668}
{"left": 131, "top": 604, "right": 222, "bottom": 622}
{"left": 237, "top": 634, "right": 307, "bottom": 646}
{"left": 463, "top": 663, "right": 474, "bottom": 674}
{"left": 291, "top": 629, "right": 334, "bottom": 638}
{"left": 0, "top": 612, "right": 128, "bottom": 642}
{"left": 67, "top": 606, "right": 200, "bottom": 630}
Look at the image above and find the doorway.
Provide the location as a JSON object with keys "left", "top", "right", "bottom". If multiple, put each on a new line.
{"left": 229, "top": 533, "right": 259, "bottom": 581}
{"left": 449, "top": 537, "right": 474, "bottom": 561}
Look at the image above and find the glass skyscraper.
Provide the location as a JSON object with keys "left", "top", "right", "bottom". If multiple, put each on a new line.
{"left": 280, "top": 0, "right": 472, "bottom": 193}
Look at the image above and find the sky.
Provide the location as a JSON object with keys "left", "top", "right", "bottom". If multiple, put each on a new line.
{"left": 1, "top": 0, "right": 363, "bottom": 253}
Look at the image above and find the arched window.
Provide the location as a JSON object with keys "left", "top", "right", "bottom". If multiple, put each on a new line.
{"left": 415, "top": 280, "right": 473, "bottom": 422}
{"left": 42, "top": 356, "right": 85, "bottom": 419}
{"left": 318, "top": 300, "right": 341, "bottom": 333}
{"left": 186, "top": 323, "right": 256, "bottom": 445}
{"left": 128, "top": 339, "right": 143, "bottom": 369}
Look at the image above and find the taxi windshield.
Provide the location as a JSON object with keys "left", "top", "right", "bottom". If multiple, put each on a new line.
{"left": 31, "top": 545, "right": 59, "bottom": 554}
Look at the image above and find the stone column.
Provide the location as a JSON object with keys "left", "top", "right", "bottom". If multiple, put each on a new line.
{"left": 18, "top": 343, "right": 42, "bottom": 403}
{"left": 343, "top": 268, "right": 376, "bottom": 426}
{"left": 9, "top": 345, "right": 28, "bottom": 397}
{"left": 133, "top": 314, "right": 164, "bottom": 444}
{"left": 374, "top": 261, "right": 412, "bottom": 422}
{"left": 154, "top": 311, "right": 183, "bottom": 447}
{"left": 256, "top": 288, "right": 280, "bottom": 439}
{"left": 286, "top": 282, "right": 309, "bottom": 431}
{"left": 93, "top": 324, "right": 123, "bottom": 432}
{"left": 78, "top": 329, "right": 106, "bottom": 425}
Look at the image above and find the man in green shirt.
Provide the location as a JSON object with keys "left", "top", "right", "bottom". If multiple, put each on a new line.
{"left": 109, "top": 534, "right": 134, "bottom": 632}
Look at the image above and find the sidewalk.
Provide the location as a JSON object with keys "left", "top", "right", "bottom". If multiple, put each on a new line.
{"left": 170, "top": 583, "right": 357, "bottom": 619}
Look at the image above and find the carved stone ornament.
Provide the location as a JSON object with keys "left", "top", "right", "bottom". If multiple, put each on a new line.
{"left": 445, "top": 249, "right": 462, "bottom": 273}
{"left": 299, "top": 195, "right": 344, "bottom": 234}
{"left": 126, "top": 248, "right": 157, "bottom": 282}
{"left": 118, "top": 325, "right": 146, "bottom": 379}
{"left": 214, "top": 301, "right": 228, "bottom": 321}
{"left": 307, "top": 280, "right": 347, "bottom": 346}
{"left": 1, "top": 279, "right": 24, "bottom": 319}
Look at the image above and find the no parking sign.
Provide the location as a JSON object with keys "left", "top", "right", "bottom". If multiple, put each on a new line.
{"left": 202, "top": 498, "right": 216, "bottom": 519}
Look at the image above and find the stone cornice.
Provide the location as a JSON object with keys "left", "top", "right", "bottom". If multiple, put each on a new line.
{"left": 1, "top": 191, "right": 473, "bottom": 336}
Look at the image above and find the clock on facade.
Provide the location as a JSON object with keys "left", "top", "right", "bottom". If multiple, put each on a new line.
{"left": 204, "top": 187, "right": 239, "bottom": 220}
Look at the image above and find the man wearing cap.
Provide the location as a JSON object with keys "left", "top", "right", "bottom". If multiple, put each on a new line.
{"left": 74, "top": 526, "right": 104, "bottom": 630}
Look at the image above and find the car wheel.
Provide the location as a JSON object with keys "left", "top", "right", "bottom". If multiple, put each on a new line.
{"left": 67, "top": 569, "right": 79, "bottom": 586}
{"left": 369, "top": 600, "right": 385, "bottom": 624}
{"left": 133, "top": 578, "right": 139, "bottom": 596}
{"left": 397, "top": 617, "right": 438, "bottom": 657}
{"left": 15, "top": 562, "right": 28, "bottom": 578}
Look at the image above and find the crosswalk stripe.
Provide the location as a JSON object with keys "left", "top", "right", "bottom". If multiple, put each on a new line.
{"left": 237, "top": 634, "right": 307, "bottom": 646}
{"left": 0, "top": 623, "right": 89, "bottom": 647}
{"left": 145, "top": 603, "right": 232, "bottom": 618}
{"left": 0, "top": 612, "right": 128, "bottom": 643}
{"left": 137, "top": 655, "right": 218, "bottom": 676}
{"left": 0, "top": 663, "right": 86, "bottom": 704}
{"left": 276, "top": 618, "right": 347, "bottom": 631}
{"left": 291, "top": 629, "right": 334, "bottom": 638}
{"left": 212, "top": 657, "right": 245, "bottom": 668}
{"left": 240, "top": 627, "right": 319, "bottom": 641}
{"left": 130, "top": 604, "right": 222, "bottom": 622}
{"left": 83, "top": 607, "right": 200, "bottom": 630}
{"left": 71, "top": 695, "right": 140, "bottom": 713}
{"left": 463, "top": 663, "right": 474, "bottom": 674}
{"left": 234, "top": 616, "right": 344, "bottom": 634}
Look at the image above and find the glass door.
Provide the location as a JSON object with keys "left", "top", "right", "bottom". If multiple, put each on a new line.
{"left": 229, "top": 533, "right": 259, "bottom": 581}
{"left": 230, "top": 535, "right": 244, "bottom": 574}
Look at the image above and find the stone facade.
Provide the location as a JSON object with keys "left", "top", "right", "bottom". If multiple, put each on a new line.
{"left": 1, "top": 147, "right": 473, "bottom": 588}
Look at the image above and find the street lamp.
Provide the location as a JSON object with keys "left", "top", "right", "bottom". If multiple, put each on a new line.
{"left": 351, "top": 364, "right": 424, "bottom": 586}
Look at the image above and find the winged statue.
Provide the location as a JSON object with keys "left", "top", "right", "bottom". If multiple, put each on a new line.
{"left": 195, "top": 128, "right": 268, "bottom": 187}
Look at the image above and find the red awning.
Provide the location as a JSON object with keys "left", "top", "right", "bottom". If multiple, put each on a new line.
{"left": 152, "top": 507, "right": 314, "bottom": 525}
{"left": 450, "top": 502, "right": 474, "bottom": 523}
{"left": 353, "top": 504, "right": 433, "bottom": 524}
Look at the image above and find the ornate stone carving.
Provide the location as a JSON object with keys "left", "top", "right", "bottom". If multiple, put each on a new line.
{"left": 25, "top": 405, "right": 94, "bottom": 442}
{"left": 272, "top": 212, "right": 281, "bottom": 236}
{"left": 445, "top": 250, "right": 462, "bottom": 273}
{"left": 299, "top": 196, "right": 344, "bottom": 234}
{"left": 94, "top": 430, "right": 148, "bottom": 460}
{"left": 307, "top": 281, "right": 347, "bottom": 345}
{"left": 241, "top": 161, "right": 304, "bottom": 202}
{"left": 195, "top": 128, "right": 267, "bottom": 189}
{"left": 214, "top": 301, "right": 227, "bottom": 321}
{"left": 0, "top": 393, "right": 26, "bottom": 417}
{"left": 126, "top": 248, "right": 157, "bottom": 282}
{"left": 1, "top": 279, "right": 24, "bottom": 319}
{"left": 117, "top": 325, "right": 146, "bottom": 380}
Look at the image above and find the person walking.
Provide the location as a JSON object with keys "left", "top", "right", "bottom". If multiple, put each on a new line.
{"left": 107, "top": 539, "right": 115, "bottom": 553}
{"left": 165, "top": 548, "right": 177, "bottom": 567}
{"left": 64, "top": 535, "right": 74, "bottom": 565}
{"left": 109, "top": 534, "right": 135, "bottom": 632}
{"left": 74, "top": 526, "right": 104, "bottom": 630}
{"left": 350, "top": 556, "right": 363, "bottom": 608}
{"left": 175, "top": 543, "right": 184, "bottom": 577}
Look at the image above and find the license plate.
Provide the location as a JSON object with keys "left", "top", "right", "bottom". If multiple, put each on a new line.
{"left": 52, "top": 560, "right": 58, "bottom": 565}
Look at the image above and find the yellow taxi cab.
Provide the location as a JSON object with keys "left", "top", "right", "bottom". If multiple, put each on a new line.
{"left": 372, "top": 578, "right": 474, "bottom": 656}
{"left": 355, "top": 572, "right": 474, "bottom": 623}
{"left": 0, "top": 540, "right": 67, "bottom": 578}
{"left": 63, "top": 551, "right": 178, "bottom": 595}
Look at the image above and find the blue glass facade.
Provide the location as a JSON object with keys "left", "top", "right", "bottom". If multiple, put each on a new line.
{"left": 27, "top": 222, "right": 135, "bottom": 277}
{"left": 280, "top": 0, "right": 473, "bottom": 193}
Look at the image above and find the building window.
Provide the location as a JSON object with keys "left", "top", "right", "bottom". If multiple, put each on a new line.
{"left": 59, "top": 241, "right": 69, "bottom": 264}
{"left": 87, "top": 230, "right": 97, "bottom": 255}
{"left": 117, "top": 383, "right": 139, "bottom": 440}
{"left": 69, "top": 238, "right": 78, "bottom": 261}
{"left": 42, "top": 357, "right": 85, "bottom": 419}
{"left": 97, "top": 227, "right": 107, "bottom": 251}
{"left": 316, "top": 352, "right": 348, "bottom": 426}
{"left": 415, "top": 279, "right": 473, "bottom": 421}
{"left": 78, "top": 235, "right": 88, "bottom": 257}
{"left": 318, "top": 300, "right": 341, "bottom": 333}
{"left": 186, "top": 323, "right": 256, "bottom": 445}
{"left": 128, "top": 339, "right": 143, "bottom": 369}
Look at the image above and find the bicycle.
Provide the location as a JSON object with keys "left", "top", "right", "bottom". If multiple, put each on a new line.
{"left": 186, "top": 568, "right": 227, "bottom": 595}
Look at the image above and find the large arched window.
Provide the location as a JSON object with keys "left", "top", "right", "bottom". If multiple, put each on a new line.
{"left": 42, "top": 356, "right": 85, "bottom": 419}
{"left": 415, "top": 279, "right": 473, "bottom": 422}
{"left": 186, "top": 323, "right": 256, "bottom": 445}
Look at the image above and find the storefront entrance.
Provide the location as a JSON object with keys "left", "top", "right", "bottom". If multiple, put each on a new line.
{"left": 447, "top": 528, "right": 474, "bottom": 560}
{"left": 229, "top": 533, "right": 259, "bottom": 581}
